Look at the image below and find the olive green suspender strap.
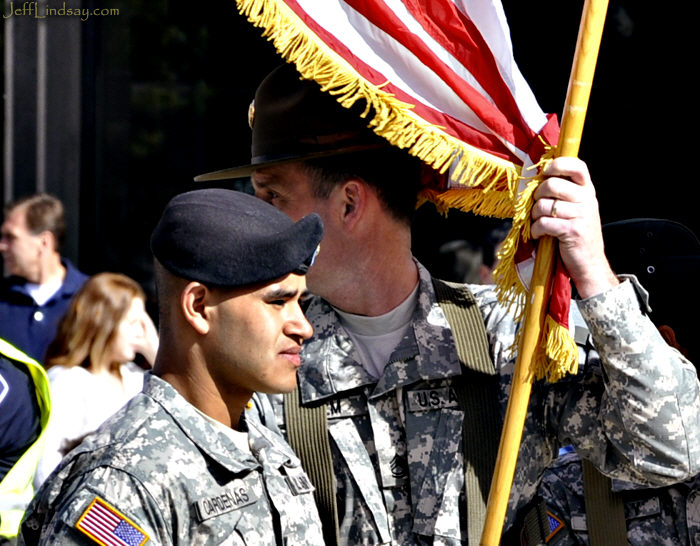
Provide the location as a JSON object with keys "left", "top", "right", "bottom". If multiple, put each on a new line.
{"left": 284, "top": 387, "right": 340, "bottom": 546}
{"left": 432, "top": 279, "right": 502, "bottom": 544}
{"left": 581, "top": 460, "right": 627, "bottom": 545}
{"left": 284, "top": 278, "right": 502, "bottom": 546}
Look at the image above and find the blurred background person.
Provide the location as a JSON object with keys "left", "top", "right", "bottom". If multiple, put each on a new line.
{"left": 435, "top": 238, "right": 483, "bottom": 284}
{"left": 477, "top": 218, "right": 512, "bottom": 284}
{"left": 33, "top": 272, "right": 157, "bottom": 487}
{"left": 0, "top": 194, "right": 88, "bottom": 363}
{"left": 0, "top": 339, "right": 50, "bottom": 545}
{"left": 432, "top": 218, "right": 512, "bottom": 285}
{"left": 601, "top": 218, "right": 699, "bottom": 364}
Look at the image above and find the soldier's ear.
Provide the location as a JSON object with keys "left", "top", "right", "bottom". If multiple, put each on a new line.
{"left": 339, "top": 179, "right": 367, "bottom": 229}
{"left": 180, "top": 282, "right": 211, "bottom": 335}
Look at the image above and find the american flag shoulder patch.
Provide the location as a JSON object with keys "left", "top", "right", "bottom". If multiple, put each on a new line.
{"left": 75, "top": 496, "right": 149, "bottom": 546}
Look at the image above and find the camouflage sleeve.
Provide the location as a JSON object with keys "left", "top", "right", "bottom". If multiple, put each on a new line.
{"left": 21, "top": 466, "right": 170, "bottom": 545}
{"left": 555, "top": 279, "right": 700, "bottom": 485}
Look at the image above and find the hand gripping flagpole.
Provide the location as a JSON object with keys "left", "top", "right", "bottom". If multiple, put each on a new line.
{"left": 480, "top": 1, "right": 609, "bottom": 544}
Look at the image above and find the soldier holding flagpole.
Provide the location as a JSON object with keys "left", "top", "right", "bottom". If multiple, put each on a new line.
{"left": 195, "top": 60, "right": 700, "bottom": 544}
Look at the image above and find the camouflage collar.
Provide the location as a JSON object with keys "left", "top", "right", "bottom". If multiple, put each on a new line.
{"left": 298, "top": 262, "right": 462, "bottom": 404}
{"left": 143, "top": 374, "right": 295, "bottom": 473}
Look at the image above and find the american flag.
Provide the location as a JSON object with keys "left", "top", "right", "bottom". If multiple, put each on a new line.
{"left": 236, "top": 0, "right": 560, "bottom": 218}
{"left": 234, "top": 0, "right": 576, "bottom": 378}
{"left": 76, "top": 497, "right": 148, "bottom": 546}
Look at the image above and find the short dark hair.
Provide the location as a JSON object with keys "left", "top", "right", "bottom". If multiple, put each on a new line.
{"left": 301, "top": 147, "right": 423, "bottom": 225}
{"left": 6, "top": 193, "right": 66, "bottom": 251}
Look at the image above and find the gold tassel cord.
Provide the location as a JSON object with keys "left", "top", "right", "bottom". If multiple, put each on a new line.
{"left": 236, "top": 0, "right": 521, "bottom": 219}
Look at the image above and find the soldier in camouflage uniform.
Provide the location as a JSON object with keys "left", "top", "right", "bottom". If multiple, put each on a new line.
{"left": 19, "top": 189, "right": 326, "bottom": 545}
{"left": 537, "top": 450, "right": 700, "bottom": 545}
{"left": 533, "top": 219, "right": 700, "bottom": 545}
{"left": 196, "top": 64, "right": 700, "bottom": 544}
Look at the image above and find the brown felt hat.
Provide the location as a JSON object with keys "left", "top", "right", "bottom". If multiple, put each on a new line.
{"left": 194, "top": 63, "right": 390, "bottom": 182}
{"left": 602, "top": 218, "right": 700, "bottom": 354}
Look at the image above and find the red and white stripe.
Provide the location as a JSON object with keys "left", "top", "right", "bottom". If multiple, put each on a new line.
{"left": 76, "top": 499, "right": 146, "bottom": 546}
{"left": 279, "top": 0, "right": 556, "bottom": 170}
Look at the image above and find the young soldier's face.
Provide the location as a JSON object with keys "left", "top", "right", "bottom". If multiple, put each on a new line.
{"left": 207, "top": 272, "right": 313, "bottom": 397}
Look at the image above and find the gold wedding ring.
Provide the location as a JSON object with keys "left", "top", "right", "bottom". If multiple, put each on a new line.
{"left": 550, "top": 199, "right": 559, "bottom": 218}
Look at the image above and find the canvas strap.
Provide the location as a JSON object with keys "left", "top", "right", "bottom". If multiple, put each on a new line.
{"left": 582, "top": 459, "right": 627, "bottom": 545}
{"left": 285, "top": 278, "right": 500, "bottom": 545}
{"left": 283, "top": 386, "right": 339, "bottom": 546}
{"left": 432, "top": 278, "right": 501, "bottom": 544}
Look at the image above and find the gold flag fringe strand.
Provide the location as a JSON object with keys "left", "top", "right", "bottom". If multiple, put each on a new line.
{"left": 236, "top": 0, "right": 521, "bottom": 219}
{"left": 493, "top": 147, "right": 579, "bottom": 382}
{"left": 536, "top": 315, "right": 579, "bottom": 382}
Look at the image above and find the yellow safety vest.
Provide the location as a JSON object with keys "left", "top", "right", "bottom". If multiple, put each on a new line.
{"left": 0, "top": 338, "right": 51, "bottom": 539}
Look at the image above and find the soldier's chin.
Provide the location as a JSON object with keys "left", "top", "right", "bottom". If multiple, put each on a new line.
{"left": 267, "top": 377, "right": 299, "bottom": 395}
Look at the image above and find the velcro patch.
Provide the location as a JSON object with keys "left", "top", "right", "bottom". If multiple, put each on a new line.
{"left": 406, "top": 387, "right": 460, "bottom": 412}
{"left": 325, "top": 394, "right": 367, "bottom": 419}
{"left": 193, "top": 478, "right": 260, "bottom": 522}
{"left": 75, "top": 496, "right": 149, "bottom": 546}
{"left": 284, "top": 465, "right": 315, "bottom": 495}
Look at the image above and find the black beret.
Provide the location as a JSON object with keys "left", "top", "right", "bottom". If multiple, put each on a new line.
{"left": 151, "top": 189, "right": 323, "bottom": 287}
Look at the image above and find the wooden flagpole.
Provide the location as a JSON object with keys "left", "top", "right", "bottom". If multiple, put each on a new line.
{"left": 480, "top": 1, "right": 610, "bottom": 543}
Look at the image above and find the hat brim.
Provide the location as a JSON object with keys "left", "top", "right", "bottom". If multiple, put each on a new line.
{"left": 194, "top": 142, "right": 390, "bottom": 182}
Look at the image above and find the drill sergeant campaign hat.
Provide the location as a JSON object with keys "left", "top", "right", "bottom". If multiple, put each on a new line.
{"left": 194, "top": 63, "right": 391, "bottom": 182}
{"left": 602, "top": 218, "right": 700, "bottom": 361}
{"left": 151, "top": 188, "right": 323, "bottom": 287}
{"left": 602, "top": 218, "right": 700, "bottom": 301}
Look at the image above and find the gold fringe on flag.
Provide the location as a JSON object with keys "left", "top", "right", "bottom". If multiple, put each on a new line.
{"left": 535, "top": 314, "right": 579, "bottom": 382}
{"left": 493, "top": 147, "right": 578, "bottom": 382}
{"left": 236, "top": 0, "right": 521, "bottom": 218}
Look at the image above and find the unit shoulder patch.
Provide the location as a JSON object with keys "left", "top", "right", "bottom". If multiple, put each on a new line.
{"left": 546, "top": 510, "right": 565, "bottom": 542}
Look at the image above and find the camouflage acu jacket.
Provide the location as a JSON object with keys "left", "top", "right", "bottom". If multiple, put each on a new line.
{"left": 538, "top": 450, "right": 700, "bottom": 545}
{"left": 260, "top": 262, "right": 700, "bottom": 545}
{"left": 19, "top": 374, "right": 324, "bottom": 545}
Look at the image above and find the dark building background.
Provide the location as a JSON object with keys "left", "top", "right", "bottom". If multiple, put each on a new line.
{"left": 2, "top": 1, "right": 695, "bottom": 306}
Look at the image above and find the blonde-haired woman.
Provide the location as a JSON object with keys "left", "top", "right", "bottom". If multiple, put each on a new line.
{"left": 34, "top": 272, "right": 158, "bottom": 487}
